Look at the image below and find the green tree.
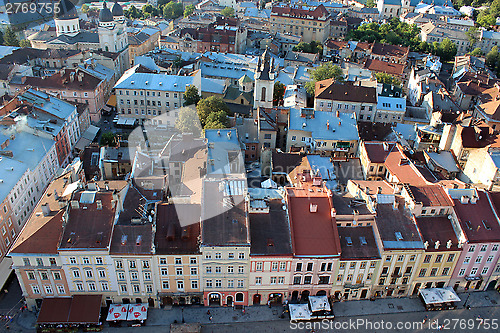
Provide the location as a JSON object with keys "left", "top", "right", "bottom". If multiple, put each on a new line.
{"left": 374, "top": 72, "right": 401, "bottom": 87}
{"left": 204, "top": 110, "right": 229, "bottom": 129}
{"left": 183, "top": 85, "right": 201, "bottom": 106}
{"left": 124, "top": 5, "right": 142, "bottom": 19}
{"left": 196, "top": 96, "right": 230, "bottom": 128}
{"left": 466, "top": 27, "right": 479, "bottom": 50}
{"left": 436, "top": 38, "right": 457, "bottom": 62}
{"left": 3, "top": 27, "right": 19, "bottom": 47}
{"left": 184, "top": 4, "right": 195, "bottom": 17}
{"left": 366, "top": 0, "right": 376, "bottom": 7}
{"left": 100, "top": 132, "right": 117, "bottom": 147}
{"left": 486, "top": 46, "right": 499, "bottom": 69}
{"left": 81, "top": 4, "right": 90, "bottom": 13}
{"left": 172, "top": 56, "right": 183, "bottom": 68}
{"left": 305, "top": 62, "right": 344, "bottom": 95}
{"left": 470, "top": 47, "right": 482, "bottom": 56}
{"left": 221, "top": 6, "right": 235, "bottom": 17}
{"left": 0, "top": 31, "right": 4, "bottom": 46}
{"left": 163, "top": 1, "right": 183, "bottom": 19}
{"left": 175, "top": 106, "right": 202, "bottom": 136}
{"left": 477, "top": 11, "right": 496, "bottom": 27}
{"left": 293, "top": 41, "right": 312, "bottom": 53}
{"left": 273, "top": 82, "right": 286, "bottom": 106}
{"left": 19, "top": 39, "right": 31, "bottom": 48}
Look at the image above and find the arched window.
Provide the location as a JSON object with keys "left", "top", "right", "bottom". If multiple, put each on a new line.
{"left": 105, "top": 46, "right": 109, "bottom": 52}
{"left": 235, "top": 292, "right": 244, "bottom": 302}
{"left": 261, "top": 87, "right": 266, "bottom": 102}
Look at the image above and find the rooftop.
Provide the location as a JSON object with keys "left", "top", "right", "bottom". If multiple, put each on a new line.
{"left": 249, "top": 199, "right": 292, "bottom": 256}
{"left": 338, "top": 226, "right": 380, "bottom": 260}
{"left": 405, "top": 184, "right": 453, "bottom": 207}
{"left": 315, "top": 79, "right": 377, "bottom": 103}
{"left": 201, "top": 179, "right": 249, "bottom": 246}
{"left": 414, "top": 216, "right": 460, "bottom": 252}
{"left": 286, "top": 186, "right": 341, "bottom": 256}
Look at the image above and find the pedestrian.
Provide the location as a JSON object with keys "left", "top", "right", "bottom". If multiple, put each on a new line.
{"left": 3, "top": 289, "right": 7, "bottom": 294}
{"left": 268, "top": 300, "right": 271, "bottom": 308}
{"left": 207, "top": 310, "right": 211, "bottom": 316}
{"left": 209, "top": 315, "right": 213, "bottom": 322}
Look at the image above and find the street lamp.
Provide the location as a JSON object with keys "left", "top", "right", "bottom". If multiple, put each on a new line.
{"left": 181, "top": 307, "right": 185, "bottom": 323}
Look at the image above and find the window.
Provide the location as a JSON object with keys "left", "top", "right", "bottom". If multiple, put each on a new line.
{"left": 162, "top": 281, "right": 169, "bottom": 289}
{"left": 191, "top": 268, "right": 197, "bottom": 275}
{"left": 176, "top": 268, "right": 183, "bottom": 275}
{"left": 118, "top": 272, "right": 125, "bottom": 280}
{"left": 435, "top": 255, "right": 443, "bottom": 263}
{"left": 419, "top": 269, "right": 427, "bottom": 277}
{"left": 398, "top": 255, "right": 404, "bottom": 262}
{"left": 143, "top": 260, "right": 150, "bottom": 269}
{"left": 386, "top": 256, "right": 392, "bottom": 262}
{"left": 36, "top": 258, "right": 43, "bottom": 266}
{"left": 239, "top": 253, "right": 245, "bottom": 259}
{"left": 306, "top": 263, "right": 313, "bottom": 271}
{"left": 27, "top": 271, "right": 35, "bottom": 280}
{"left": 350, "top": 262, "right": 356, "bottom": 269}
{"left": 423, "top": 255, "right": 431, "bottom": 263}
{"left": 98, "top": 270, "right": 106, "bottom": 278}
{"left": 482, "top": 267, "right": 489, "bottom": 275}
{"left": 487, "top": 256, "right": 494, "bottom": 263}
{"left": 270, "top": 277, "right": 277, "bottom": 284}
{"left": 255, "top": 277, "right": 262, "bottom": 285}
{"left": 280, "top": 262, "right": 286, "bottom": 270}
{"left": 116, "top": 261, "right": 123, "bottom": 269}
{"left": 56, "top": 285, "right": 65, "bottom": 294}
{"left": 447, "top": 254, "right": 455, "bottom": 262}
{"left": 88, "top": 282, "right": 96, "bottom": 291}
{"left": 177, "top": 280, "right": 184, "bottom": 290}
{"left": 175, "top": 258, "right": 182, "bottom": 265}
{"left": 190, "top": 257, "right": 197, "bottom": 264}
{"left": 459, "top": 268, "right": 466, "bottom": 276}
{"left": 367, "top": 273, "right": 372, "bottom": 280}
{"left": 295, "top": 263, "right": 302, "bottom": 271}
{"left": 159, "top": 258, "right": 166, "bottom": 265}
{"left": 304, "top": 276, "right": 312, "bottom": 284}
{"left": 101, "top": 282, "right": 109, "bottom": 291}
{"left": 293, "top": 276, "right": 301, "bottom": 285}
{"left": 215, "top": 266, "right": 221, "bottom": 273}
{"left": 161, "top": 268, "right": 168, "bottom": 276}
{"left": 191, "top": 280, "right": 198, "bottom": 289}
{"left": 85, "top": 270, "right": 93, "bottom": 278}
{"left": 318, "top": 276, "right": 330, "bottom": 284}
{"left": 23, "top": 258, "right": 30, "bottom": 266}
{"left": 215, "top": 253, "right": 221, "bottom": 259}
{"left": 215, "top": 280, "right": 222, "bottom": 288}
{"left": 272, "top": 262, "right": 278, "bottom": 271}
{"left": 381, "top": 267, "right": 388, "bottom": 275}
{"left": 468, "top": 245, "right": 475, "bottom": 252}
{"left": 227, "top": 280, "right": 234, "bottom": 288}
{"left": 49, "top": 258, "right": 57, "bottom": 266}
{"left": 133, "top": 284, "right": 140, "bottom": 293}
{"left": 430, "top": 268, "right": 438, "bottom": 276}
{"left": 228, "top": 252, "right": 234, "bottom": 259}
{"left": 492, "top": 244, "right": 499, "bottom": 251}
{"left": 144, "top": 272, "right": 151, "bottom": 280}
{"left": 95, "top": 257, "right": 103, "bottom": 265}
{"left": 40, "top": 272, "right": 48, "bottom": 280}
{"left": 73, "top": 270, "right": 80, "bottom": 278}
{"left": 470, "top": 267, "right": 478, "bottom": 275}
{"left": 475, "top": 256, "right": 482, "bottom": 263}
{"left": 480, "top": 245, "right": 487, "bottom": 252}
{"left": 129, "top": 261, "right": 136, "bottom": 269}
{"left": 409, "top": 255, "right": 416, "bottom": 262}
{"left": 31, "top": 285, "right": 40, "bottom": 294}
{"left": 379, "top": 278, "right": 385, "bottom": 286}
{"left": 464, "top": 257, "right": 470, "bottom": 264}
{"left": 238, "top": 266, "right": 244, "bottom": 274}
{"left": 206, "top": 267, "right": 212, "bottom": 274}
{"left": 442, "top": 267, "right": 450, "bottom": 276}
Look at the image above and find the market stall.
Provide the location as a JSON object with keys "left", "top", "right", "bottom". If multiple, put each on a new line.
{"left": 127, "top": 303, "right": 148, "bottom": 321}
{"left": 419, "top": 287, "right": 461, "bottom": 311}
{"left": 289, "top": 303, "right": 312, "bottom": 321}
{"left": 308, "top": 295, "right": 334, "bottom": 319}
{"left": 106, "top": 304, "right": 129, "bottom": 321}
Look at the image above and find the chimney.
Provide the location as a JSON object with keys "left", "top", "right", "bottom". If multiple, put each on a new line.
{"left": 424, "top": 240, "right": 429, "bottom": 249}
{"left": 310, "top": 203, "right": 318, "bottom": 213}
{"left": 41, "top": 203, "right": 50, "bottom": 217}
{"left": 434, "top": 240, "right": 440, "bottom": 249}
{"left": 96, "top": 200, "right": 102, "bottom": 210}
{"left": 470, "top": 195, "right": 477, "bottom": 204}
{"left": 446, "top": 239, "right": 452, "bottom": 249}
{"left": 338, "top": 120, "right": 341, "bottom": 126}
{"left": 70, "top": 200, "right": 79, "bottom": 209}
{"left": 383, "top": 142, "right": 389, "bottom": 151}
{"left": 326, "top": 120, "right": 330, "bottom": 130}
{"left": 460, "top": 195, "right": 469, "bottom": 204}
{"left": 136, "top": 235, "right": 142, "bottom": 246}
{"left": 336, "top": 110, "right": 339, "bottom": 117}
{"left": 121, "top": 235, "right": 127, "bottom": 245}
{"left": 393, "top": 200, "right": 399, "bottom": 210}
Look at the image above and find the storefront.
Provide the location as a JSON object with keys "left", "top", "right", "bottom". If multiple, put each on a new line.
{"left": 419, "top": 287, "right": 461, "bottom": 311}
{"left": 160, "top": 293, "right": 203, "bottom": 307}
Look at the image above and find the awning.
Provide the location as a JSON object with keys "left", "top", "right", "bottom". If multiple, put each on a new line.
{"left": 117, "top": 118, "right": 128, "bottom": 126}
{"left": 289, "top": 303, "right": 312, "bottom": 321}
{"left": 107, "top": 94, "right": 116, "bottom": 107}
{"left": 0, "top": 257, "right": 13, "bottom": 289}
{"left": 309, "top": 296, "right": 331, "bottom": 312}
{"left": 106, "top": 304, "right": 129, "bottom": 321}
{"left": 62, "top": 181, "right": 80, "bottom": 197}
{"left": 74, "top": 125, "right": 100, "bottom": 151}
{"left": 419, "top": 287, "right": 461, "bottom": 305}
{"left": 127, "top": 303, "right": 148, "bottom": 321}
{"left": 37, "top": 295, "right": 102, "bottom": 325}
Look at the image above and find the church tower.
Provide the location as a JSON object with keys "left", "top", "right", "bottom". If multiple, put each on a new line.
{"left": 98, "top": 1, "right": 128, "bottom": 53}
{"left": 253, "top": 49, "right": 276, "bottom": 109}
{"left": 54, "top": 0, "right": 80, "bottom": 37}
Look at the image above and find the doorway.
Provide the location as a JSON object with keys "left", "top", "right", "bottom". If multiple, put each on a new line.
{"left": 253, "top": 294, "right": 261, "bottom": 305}
{"left": 148, "top": 297, "right": 155, "bottom": 307}
{"left": 209, "top": 293, "right": 221, "bottom": 306}
{"left": 360, "top": 289, "right": 368, "bottom": 299}
{"left": 475, "top": 280, "right": 483, "bottom": 290}
{"left": 487, "top": 280, "right": 498, "bottom": 290}
{"left": 300, "top": 290, "right": 310, "bottom": 302}
{"left": 413, "top": 283, "right": 422, "bottom": 295}
{"left": 291, "top": 291, "right": 299, "bottom": 303}
{"left": 226, "top": 295, "right": 233, "bottom": 307}
{"left": 316, "top": 290, "right": 327, "bottom": 296}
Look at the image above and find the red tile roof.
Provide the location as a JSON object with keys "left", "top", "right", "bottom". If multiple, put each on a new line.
{"left": 364, "top": 58, "right": 404, "bottom": 76}
{"left": 315, "top": 79, "right": 377, "bottom": 103}
{"left": 271, "top": 4, "right": 330, "bottom": 20}
{"left": 453, "top": 191, "right": 500, "bottom": 243}
{"left": 414, "top": 216, "right": 460, "bottom": 252}
{"left": 384, "top": 144, "right": 429, "bottom": 186}
{"left": 371, "top": 43, "right": 409, "bottom": 59}
{"left": 286, "top": 186, "right": 341, "bottom": 256}
{"left": 406, "top": 184, "right": 453, "bottom": 207}
{"left": 363, "top": 141, "right": 396, "bottom": 163}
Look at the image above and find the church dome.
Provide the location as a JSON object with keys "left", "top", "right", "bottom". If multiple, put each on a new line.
{"left": 111, "top": 1, "right": 124, "bottom": 16}
{"left": 99, "top": 1, "right": 114, "bottom": 22}
{"left": 54, "top": 0, "right": 78, "bottom": 20}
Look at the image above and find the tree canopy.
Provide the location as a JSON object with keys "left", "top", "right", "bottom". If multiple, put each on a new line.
{"left": 305, "top": 62, "right": 344, "bottom": 95}
{"left": 100, "top": 132, "right": 117, "bottom": 147}
{"left": 273, "top": 82, "right": 286, "bottom": 106}
{"left": 374, "top": 72, "right": 401, "bottom": 87}
{"left": 183, "top": 85, "right": 201, "bottom": 106}
{"left": 293, "top": 41, "right": 323, "bottom": 54}
{"left": 221, "top": 6, "right": 235, "bottom": 17}
{"left": 184, "top": 4, "right": 195, "bottom": 17}
{"left": 346, "top": 18, "right": 422, "bottom": 51}
{"left": 196, "top": 96, "right": 230, "bottom": 129}
{"left": 175, "top": 106, "right": 202, "bottom": 136}
{"left": 163, "top": 1, "right": 183, "bottom": 19}
{"left": 3, "top": 28, "right": 19, "bottom": 47}
{"left": 204, "top": 110, "right": 229, "bottom": 129}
